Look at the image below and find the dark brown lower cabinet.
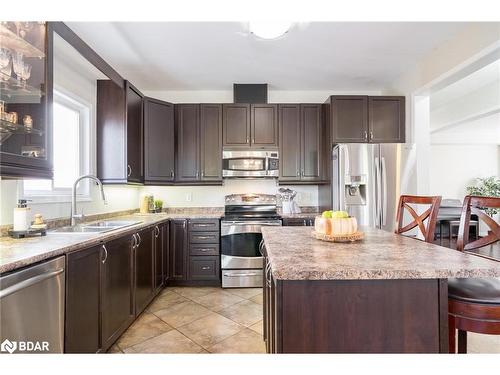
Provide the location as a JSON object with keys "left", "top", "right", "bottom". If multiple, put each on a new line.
{"left": 169, "top": 219, "right": 188, "bottom": 281}
{"left": 101, "top": 234, "right": 135, "bottom": 351}
{"left": 65, "top": 245, "right": 102, "bottom": 353}
{"left": 188, "top": 256, "right": 220, "bottom": 281}
{"left": 134, "top": 227, "right": 155, "bottom": 315}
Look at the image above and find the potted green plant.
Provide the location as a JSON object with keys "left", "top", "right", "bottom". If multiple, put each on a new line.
{"left": 154, "top": 199, "right": 164, "bottom": 213}
{"left": 466, "top": 176, "right": 500, "bottom": 216}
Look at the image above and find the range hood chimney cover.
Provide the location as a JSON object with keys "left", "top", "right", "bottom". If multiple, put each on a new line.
{"left": 233, "top": 84, "right": 268, "bottom": 103}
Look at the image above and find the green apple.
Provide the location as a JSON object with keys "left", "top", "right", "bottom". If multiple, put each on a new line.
{"left": 332, "top": 211, "right": 349, "bottom": 218}
{"left": 321, "top": 210, "right": 333, "bottom": 218}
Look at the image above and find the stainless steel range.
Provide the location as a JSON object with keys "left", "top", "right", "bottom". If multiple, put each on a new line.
{"left": 221, "top": 193, "right": 282, "bottom": 288}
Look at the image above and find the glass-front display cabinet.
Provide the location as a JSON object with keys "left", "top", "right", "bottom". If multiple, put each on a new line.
{"left": 0, "top": 21, "right": 52, "bottom": 178}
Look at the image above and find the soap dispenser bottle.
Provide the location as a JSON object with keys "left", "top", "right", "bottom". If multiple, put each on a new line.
{"left": 13, "top": 199, "right": 31, "bottom": 232}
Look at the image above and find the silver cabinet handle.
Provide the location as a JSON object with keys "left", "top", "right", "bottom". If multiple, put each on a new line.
{"left": 198, "top": 248, "right": 212, "bottom": 252}
{"left": 195, "top": 223, "right": 213, "bottom": 227}
{"left": 136, "top": 232, "right": 141, "bottom": 246}
{"left": 127, "top": 164, "right": 132, "bottom": 177}
{"left": 246, "top": 137, "right": 250, "bottom": 144}
{"left": 102, "top": 245, "right": 108, "bottom": 264}
{"left": 195, "top": 235, "right": 213, "bottom": 240}
{"left": 154, "top": 226, "right": 159, "bottom": 238}
{"left": 369, "top": 131, "right": 373, "bottom": 140}
{"left": 297, "top": 170, "right": 300, "bottom": 176}
{"left": 0, "top": 268, "right": 65, "bottom": 299}
{"left": 201, "top": 266, "right": 211, "bottom": 270}
{"left": 201, "top": 171, "right": 204, "bottom": 178}
{"left": 364, "top": 131, "right": 368, "bottom": 140}
{"left": 132, "top": 234, "right": 137, "bottom": 248}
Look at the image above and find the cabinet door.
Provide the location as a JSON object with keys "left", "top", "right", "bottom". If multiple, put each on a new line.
{"left": 0, "top": 22, "right": 52, "bottom": 179}
{"left": 175, "top": 104, "right": 200, "bottom": 181}
{"left": 161, "top": 223, "right": 170, "bottom": 284}
{"left": 153, "top": 224, "right": 164, "bottom": 292}
{"left": 126, "top": 82, "right": 144, "bottom": 183}
{"left": 251, "top": 104, "right": 278, "bottom": 148}
{"left": 169, "top": 220, "right": 188, "bottom": 281}
{"left": 101, "top": 235, "right": 134, "bottom": 351}
{"left": 65, "top": 245, "right": 102, "bottom": 353}
{"left": 279, "top": 104, "right": 301, "bottom": 181}
{"left": 368, "top": 96, "right": 405, "bottom": 143}
{"left": 144, "top": 98, "right": 175, "bottom": 184}
{"left": 135, "top": 227, "right": 155, "bottom": 315}
{"left": 200, "top": 104, "right": 222, "bottom": 181}
{"left": 331, "top": 96, "right": 368, "bottom": 143}
{"left": 301, "top": 104, "right": 322, "bottom": 181}
{"left": 223, "top": 104, "right": 250, "bottom": 148}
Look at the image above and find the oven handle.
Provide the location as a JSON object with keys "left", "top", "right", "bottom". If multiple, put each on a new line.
{"left": 223, "top": 272, "right": 262, "bottom": 277}
{"left": 221, "top": 221, "right": 282, "bottom": 226}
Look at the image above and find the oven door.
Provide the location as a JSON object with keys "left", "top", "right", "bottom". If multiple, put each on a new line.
{"left": 221, "top": 220, "right": 281, "bottom": 269}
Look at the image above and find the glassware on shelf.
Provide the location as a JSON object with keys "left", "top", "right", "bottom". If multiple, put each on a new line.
{"left": 0, "top": 48, "right": 10, "bottom": 69}
{"left": 0, "top": 59, "right": 12, "bottom": 82}
{"left": 21, "top": 63, "right": 31, "bottom": 88}
{"left": 12, "top": 52, "right": 24, "bottom": 87}
{"left": 23, "top": 115, "right": 33, "bottom": 129}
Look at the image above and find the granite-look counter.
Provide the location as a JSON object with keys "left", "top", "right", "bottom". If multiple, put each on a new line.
{"left": 0, "top": 211, "right": 222, "bottom": 274}
{"left": 261, "top": 226, "right": 500, "bottom": 280}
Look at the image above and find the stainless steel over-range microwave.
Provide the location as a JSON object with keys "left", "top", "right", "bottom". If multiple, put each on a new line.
{"left": 222, "top": 150, "right": 279, "bottom": 178}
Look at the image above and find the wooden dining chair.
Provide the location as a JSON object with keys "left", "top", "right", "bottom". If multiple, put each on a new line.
{"left": 395, "top": 195, "right": 442, "bottom": 243}
{"left": 448, "top": 195, "right": 500, "bottom": 353}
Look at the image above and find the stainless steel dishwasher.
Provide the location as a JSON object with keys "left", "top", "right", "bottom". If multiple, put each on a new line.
{"left": 0, "top": 256, "right": 65, "bottom": 353}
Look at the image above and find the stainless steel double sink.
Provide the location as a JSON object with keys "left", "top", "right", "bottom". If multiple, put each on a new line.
{"left": 50, "top": 220, "right": 142, "bottom": 234}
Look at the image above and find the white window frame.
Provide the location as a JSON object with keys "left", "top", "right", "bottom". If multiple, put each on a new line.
{"left": 22, "top": 86, "right": 93, "bottom": 203}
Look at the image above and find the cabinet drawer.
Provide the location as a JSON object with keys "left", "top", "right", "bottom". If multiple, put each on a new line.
{"left": 188, "top": 219, "right": 220, "bottom": 232}
{"left": 189, "top": 231, "right": 220, "bottom": 244}
{"left": 188, "top": 256, "right": 220, "bottom": 281}
{"left": 190, "top": 243, "right": 220, "bottom": 256}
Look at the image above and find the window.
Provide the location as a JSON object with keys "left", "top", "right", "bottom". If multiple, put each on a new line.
{"left": 24, "top": 89, "right": 91, "bottom": 200}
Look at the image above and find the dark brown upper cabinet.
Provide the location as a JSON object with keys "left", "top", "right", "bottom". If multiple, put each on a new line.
{"left": 251, "top": 104, "right": 278, "bottom": 148}
{"left": 331, "top": 96, "right": 369, "bottom": 143}
{"left": 279, "top": 104, "right": 323, "bottom": 184}
{"left": 223, "top": 103, "right": 251, "bottom": 147}
{"left": 0, "top": 22, "right": 52, "bottom": 179}
{"left": 223, "top": 103, "right": 277, "bottom": 149}
{"left": 200, "top": 104, "right": 223, "bottom": 181}
{"left": 144, "top": 97, "right": 175, "bottom": 184}
{"left": 97, "top": 80, "right": 144, "bottom": 184}
{"left": 368, "top": 96, "right": 405, "bottom": 143}
{"left": 175, "top": 104, "right": 222, "bottom": 184}
{"left": 329, "top": 95, "right": 405, "bottom": 144}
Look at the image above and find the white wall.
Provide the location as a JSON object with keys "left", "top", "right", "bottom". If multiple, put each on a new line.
{"left": 429, "top": 145, "right": 499, "bottom": 200}
{"left": 142, "top": 179, "right": 317, "bottom": 208}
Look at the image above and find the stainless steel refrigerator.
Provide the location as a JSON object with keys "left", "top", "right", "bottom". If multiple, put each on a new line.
{"left": 319, "top": 143, "right": 401, "bottom": 232}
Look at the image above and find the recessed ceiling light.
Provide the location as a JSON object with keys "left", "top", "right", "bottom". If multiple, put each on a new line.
{"left": 248, "top": 21, "right": 293, "bottom": 40}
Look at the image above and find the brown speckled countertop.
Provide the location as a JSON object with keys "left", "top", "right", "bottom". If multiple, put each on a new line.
{"left": 261, "top": 226, "right": 500, "bottom": 280}
{"left": 0, "top": 212, "right": 222, "bottom": 274}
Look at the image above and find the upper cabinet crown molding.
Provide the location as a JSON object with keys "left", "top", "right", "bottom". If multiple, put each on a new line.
{"left": 329, "top": 95, "right": 405, "bottom": 144}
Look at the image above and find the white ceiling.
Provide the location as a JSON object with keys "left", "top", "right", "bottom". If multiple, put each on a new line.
{"left": 67, "top": 22, "right": 470, "bottom": 91}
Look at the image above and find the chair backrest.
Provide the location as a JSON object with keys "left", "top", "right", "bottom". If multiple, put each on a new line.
{"left": 395, "top": 195, "right": 442, "bottom": 243}
{"left": 457, "top": 195, "right": 500, "bottom": 252}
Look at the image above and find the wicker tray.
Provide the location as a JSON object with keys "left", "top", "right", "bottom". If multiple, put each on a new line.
{"left": 311, "top": 230, "right": 364, "bottom": 243}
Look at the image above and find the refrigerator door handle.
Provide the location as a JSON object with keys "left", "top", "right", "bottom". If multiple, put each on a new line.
{"left": 337, "top": 145, "right": 347, "bottom": 212}
{"left": 373, "top": 156, "right": 380, "bottom": 227}
{"left": 381, "top": 157, "right": 388, "bottom": 226}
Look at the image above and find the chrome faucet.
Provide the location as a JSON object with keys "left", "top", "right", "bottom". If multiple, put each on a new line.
{"left": 71, "top": 175, "right": 107, "bottom": 226}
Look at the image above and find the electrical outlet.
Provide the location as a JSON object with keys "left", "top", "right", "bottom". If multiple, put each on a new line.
{"left": 186, "top": 193, "right": 192, "bottom": 202}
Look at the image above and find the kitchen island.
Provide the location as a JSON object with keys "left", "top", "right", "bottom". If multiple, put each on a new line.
{"left": 260, "top": 226, "right": 500, "bottom": 353}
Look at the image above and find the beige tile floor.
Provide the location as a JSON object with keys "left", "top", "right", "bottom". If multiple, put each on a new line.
{"left": 109, "top": 287, "right": 266, "bottom": 354}
{"left": 108, "top": 286, "right": 500, "bottom": 354}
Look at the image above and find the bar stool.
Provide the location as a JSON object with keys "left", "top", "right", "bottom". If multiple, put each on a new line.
{"left": 448, "top": 195, "right": 500, "bottom": 353}
{"left": 395, "top": 195, "right": 442, "bottom": 243}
